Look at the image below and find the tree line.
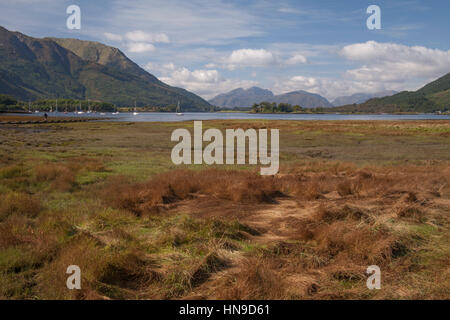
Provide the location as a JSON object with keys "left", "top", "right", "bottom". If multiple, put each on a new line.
{"left": 251, "top": 102, "right": 327, "bottom": 113}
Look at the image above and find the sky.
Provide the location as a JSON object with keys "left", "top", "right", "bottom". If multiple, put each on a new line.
{"left": 1, "top": 0, "right": 450, "bottom": 101}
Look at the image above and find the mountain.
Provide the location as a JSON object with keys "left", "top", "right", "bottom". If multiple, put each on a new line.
{"left": 272, "top": 90, "right": 333, "bottom": 108}
{"left": 332, "top": 90, "right": 397, "bottom": 106}
{"left": 332, "top": 73, "right": 450, "bottom": 113}
{"left": 0, "top": 26, "right": 211, "bottom": 110}
{"left": 209, "top": 87, "right": 274, "bottom": 108}
{"left": 209, "top": 87, "right": 332, "bottom": 108}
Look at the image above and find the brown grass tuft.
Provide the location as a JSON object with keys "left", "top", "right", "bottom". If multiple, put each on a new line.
{"left": 0, "top": 192, "right": 41, "bottom": 221}
{"left": 218, "top": 257, "right": 288, "bottom": 299}
{"left": 102, "top": 169, "right": 282, "bottom": 216}
{"left": 34, "top": 163, "right": 76, "bottom": 191}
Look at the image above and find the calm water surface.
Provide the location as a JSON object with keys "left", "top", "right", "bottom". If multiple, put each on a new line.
{"left": 6, "top": 112, "right": 450, "bottom": 122}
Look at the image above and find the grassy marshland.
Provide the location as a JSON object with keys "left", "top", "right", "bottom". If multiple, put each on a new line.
{"left": 0, "top": 119, "right": 449, "bottom": 299}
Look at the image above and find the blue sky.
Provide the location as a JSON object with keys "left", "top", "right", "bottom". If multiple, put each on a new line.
{"left": 1, "top": 0, "right": 450, "bottom": 100}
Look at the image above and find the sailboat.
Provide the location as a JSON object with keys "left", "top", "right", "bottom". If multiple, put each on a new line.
{"left": 176, "top": 101, "right": 183, "bottom": 116}
{"left": 87, "top": 99, "right": 92, "bottom": 114}
{"left": 133, "top": 100, "right": 139, "bottom": 115}
{"left": 77, "top": 101, "right": 84, "bottom": 114}
{"left": 112, "top": 104, "right": 119, "bottom": 115}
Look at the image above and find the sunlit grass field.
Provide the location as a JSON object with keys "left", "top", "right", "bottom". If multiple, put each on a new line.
{"left": 0, "top": 119, "right": 449, "bottom": 299}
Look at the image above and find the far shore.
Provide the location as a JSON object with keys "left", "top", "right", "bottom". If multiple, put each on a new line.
{"left": 2, "top": 109, "right": 449, "bottom": 116}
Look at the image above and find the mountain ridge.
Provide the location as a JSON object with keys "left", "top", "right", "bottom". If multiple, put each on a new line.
{"left": 209, "top": 87, "right": 333, "bottom": 108}
{"left": 332, "top": 90, "right": 397, "bottom": 106}
{"left": 0, "top": 26, "right": 211, "bottom": 110}
{"left": 332, "top": 72, "right": 450, "bottom": 113}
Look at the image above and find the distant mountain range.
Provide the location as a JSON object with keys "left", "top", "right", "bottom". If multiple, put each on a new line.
{"left": 209, "top": 87, "right": 333, "bottom": 108}
{"left": 0, "top": 26, "right": 211, "bottom": 110}
{"left": 209, "top": 87, "right": 274, "bottom": 109}
{"left": 272, "top": 90, "right": 333, "bottom": 108}
{"left": 332, "top": 90, "right": 397, "bottom": 106}
{"left": 333, "top": 72, "right": 450, "bottom": 113}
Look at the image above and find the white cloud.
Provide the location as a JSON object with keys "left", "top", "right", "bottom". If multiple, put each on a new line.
{"left": 204, "top": 63, "right": 218, "bottom": 69}
{"left": 339, "top": 41, "right": 450, "bottom": 82}
{"left": 104, "top": 32, "right": 123, "bottom": 41}
{"left": 127, "top": 42, "right": 156, "bottom": 53}
{"left": 225, "top": 49, "right": 277, "bottom": 70}
{"left": 285, "top": 54, "right": 308, "bottom": 65}
{"left": 102, "top": 30, "right": 169, "bottom": 55}
{"left": 211, "top": 49, "right": 307, "bottom": 70}
{"left": 125, "top": 30, "right": 170, "bottom": 43}
{"left": 144, "top": 62, "right": 176, "bottom": 74}
{"left": 154, "top": 64, "right": 258, "bottom": 99}
{"left": 271, "top": 41, "right": 450, "bottom": 101}
{"left": 273, "top": 75, "right": 395, "bottom": 101}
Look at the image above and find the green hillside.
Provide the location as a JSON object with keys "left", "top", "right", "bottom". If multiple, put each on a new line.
{"left": 417, "top": 72, "right": 450, "bottom": 95}
{"left": 0, "top": 27, "right": 211, "bottom": 110}
{"left": 332, "top": 72, "right": 450, "bottom": 113}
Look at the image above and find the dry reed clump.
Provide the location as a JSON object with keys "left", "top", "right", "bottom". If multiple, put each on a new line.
{"left": 277, "top": 166, "right": 380, "bottom": 200}
{"left": 0, "top": 192, "right": 41, "bottom": 221}
{"left": 336, "top": 178, "right": 363, "bottom": 196}
{"left": 395, "top": 204, "right": 425, "bottom": 221}
{"left": 313, "top": 204, "right": 373, "bottom": 224}
{"left": 279, "top": 175, "right": 324, "bottom": 200}
{"left": 101, "top": 164, "right": 449, "bottom": 218}
{"left": 217, "top": 257, "right": 288, "bottom": 299}
{"left": 34, "top": 163, "right": 76, "bottom": 191}
{"left": 0, "top": 215, "right": 31, "bottom": 248}
{"left": 102, "top": 169, "right": 282, "bottom": 216}
{"left": 163, "top": 252, "right": 229, "bottom": 298}
{"left": 0, "top": 165, "right": 26, "bottom": 179}
{"left": 66, "top": 157, "right": 105, "bottom": 173}
{"left": 35, "top": 235, "right": 109, "bottom": 299}
{"left": 313, "top": 221, "right": 396, "bottom": 267}
{"left": 98, "top": 251, "right": 161, "bottom": 293}
{"left": 292, "top": 204, "right": 399, "bottom": 268}
{"left": 34, "top": 157, "right": 105, "bottom": 191}
{"left": 280, "top": 162, "right": 450, "bottom": 201}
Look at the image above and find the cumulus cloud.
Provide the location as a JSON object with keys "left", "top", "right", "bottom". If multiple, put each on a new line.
{"left": 103, "top": 30, "right": 169, "bottom": 54}
{"left": 127, "top": 42, "right": 156, "bottom": 53}
{"left": 272, "top": 41, "right": 450, "bottom": 101}
{"left": 224, "top": 49, "right": 277, "bottom": 70}
{"left": 169, "top": 68, "right": 222, "bottom": 84}
{"left": 339, "top": 41, "right": 450, "bottom": 82}
{"left": 273, "top": 75, "right": 395, "bottom": 101}
{"left": 144, "top": 62, "right": 176, "bottom": 74}
{"left": 125, "top": 30, "right": 170, "bottom": 43}
{"left": 104, "top": 32, "right": 123, "bottom": 41}
{"left": 103, "top": 30, "right": 170, "bottom": 54}
{"left": 285, "top": 54, "right": 308, "bottom": 65}
{"left": 149, "top": 64, "right": 258, "bottom": 99}
{"left": 216, "top": 49, "right": 307, "bottom": 70}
